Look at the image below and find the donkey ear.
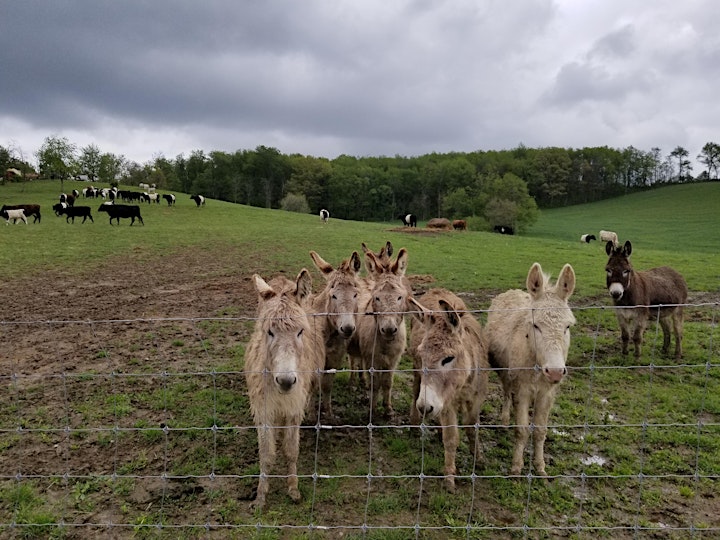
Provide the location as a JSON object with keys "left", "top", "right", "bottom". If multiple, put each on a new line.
{"left": 253, "top": 274, "right": 276, "bottom": 300}
{"left": 392, "top": 248, "right": 409, "bottom": 276}
{"left": 310, "top": 251, "right": 334, "bottom": 277}
{"left": 385, "top": 241, "right": 394, "bottom": 258}
{"left": 361, "top": 242, "right": 370, "bottom": 255}
{"left": 556, "top": 264, "right": 576, "bottom": 300}
{"left": 439, "top": 299, "right": 462, "bottom": 329}
{"left": 294, "top": 269, "right": 313, "bottom": 302}
{"left": 623, "top": 240, "right": 632, "bottom": 257}
{"left": 409, "top": 296, "right": 430, "bottom": 323}
{"left": 605, "top": 241, "right": 615, "bottom": 256}
{"left": 349, "top": 251, "right": 361, "bottom": 273}
{"left": 527, "top": 263, "right": 545, "bottom": 298}
{"left": 364, "top": 250, "right": 381, "bottom": 275}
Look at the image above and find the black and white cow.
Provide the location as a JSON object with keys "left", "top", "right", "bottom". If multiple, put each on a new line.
{"left": 190, "top": 194, "right": 205, "bottom": 207}
{"left": 398, "top": 213, "right": 417, "bottom": 227}
{"left": 163, "top": 194, "right": 176, "bottom": 206}
{"left": 320, "top": 209, "right": 330, "bottom": 224}
{"left": 581, "top": 234, "right": 597, "bottom": 243}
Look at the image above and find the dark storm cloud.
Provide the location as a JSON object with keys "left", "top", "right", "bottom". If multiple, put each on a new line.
{"left": 1, "top": 1, "right": 718, "bottom": 164}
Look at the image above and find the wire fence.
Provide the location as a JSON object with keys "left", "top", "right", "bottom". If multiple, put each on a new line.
{"left": 1, "top": 302, "right": 719, "bottom": 538}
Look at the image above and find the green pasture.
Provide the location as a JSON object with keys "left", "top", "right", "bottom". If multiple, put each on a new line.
{"left": 1, "top": 180, "right": 719, "bottom": 297}
{"left": 1, "top": 180, "right": 719, "bottom": 538}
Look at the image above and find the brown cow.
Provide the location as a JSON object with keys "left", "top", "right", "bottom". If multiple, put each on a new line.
{"left": 485, "top": 262, "right": 576, "bottom": 476}
{"left": 244, "top": 269, "right": 325, "bottom": 510}
{"left": 408, "top": 288, "right": 489, "bottom": 492}
{"left": 605, "top": 240, "right": 687, "bottom": 359}
{"left": 452, "top": 219, "right": 467, "bottom": 230}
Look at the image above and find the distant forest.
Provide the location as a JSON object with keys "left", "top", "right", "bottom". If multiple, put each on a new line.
{"left": 3, "top": 138, "right": 719, "bottom": 232}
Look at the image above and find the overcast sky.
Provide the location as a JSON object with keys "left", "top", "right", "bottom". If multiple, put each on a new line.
{"left": 1, "top": 1, "right": 718, "bottom": 170}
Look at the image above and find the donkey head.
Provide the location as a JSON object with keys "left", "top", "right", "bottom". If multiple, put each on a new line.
{"left": 605, "top": 240, "right": 633, "bottom": 301}
{"left": 310, "top": 250, "right": 362, "bottom": 338}
{"left": 527, "top": 263, "right": 576, "bottom": 384}
{"left": 365, "top": 248, "right": 409, "bottom": 340}
{"left": 253, "top": 269, "right": 313, "bottom": 393}
{"left": 410, "top": 295, "right": 469, "bottom": 419}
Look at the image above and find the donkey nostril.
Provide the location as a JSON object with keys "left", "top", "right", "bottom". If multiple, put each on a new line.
{"left": 276, "top": 375, "right": 297, "bottom": 391}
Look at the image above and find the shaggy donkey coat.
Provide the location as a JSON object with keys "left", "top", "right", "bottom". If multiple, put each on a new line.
{"left": 408, "top": 288, "right": 489, "bottom": 492}
{"left": 244, "top": 269, "right": 324, "bottom": 510}
{"left": 605, "top": 240, "right": 688, "bottom": 359}
{"left": 347, "top": 247, "right": 410, "bottom": 418}
{"left": 485, "top": 263, "right": 576, "bottom": 476}
{"left": 309, "top": 250, "right": 362, "bottom": 422}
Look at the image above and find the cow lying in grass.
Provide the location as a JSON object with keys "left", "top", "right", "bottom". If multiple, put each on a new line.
{"left": 98, "top": 203, "right": 144, "bottom": 226}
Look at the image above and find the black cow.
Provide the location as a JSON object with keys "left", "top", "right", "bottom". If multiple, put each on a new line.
{"left": 398, "top": 213, "right": 417, "bottom": 227}
{"left": 59, "top": 206, "right": 93, "bottom": 224}
{"left": 493, "top": 225, "right": 514, "bottom": 235}
{"left": 98, "top": 203, "right": 144, "bottom": 226}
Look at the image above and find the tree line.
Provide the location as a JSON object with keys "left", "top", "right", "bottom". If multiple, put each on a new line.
{"left": 2, "top": 138, "right": 719, "bottom": 232}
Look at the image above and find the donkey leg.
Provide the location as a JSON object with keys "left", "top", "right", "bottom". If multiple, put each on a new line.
{"left": 673, "top": 308, "right": 684, "bottom": 359}
{"left": 251, "top": 425, "right": 277, "bottom": 511}
{"left": 511, "top": 390, "right": 532, "bottom": 475}
{"left": 440, "top": 410, "right": 459, "bottom": 493}
{"left": 659, "top": 316, "right": 672, "bottom": 356}
{"left": 531, "top": 391, "right": 556, "bottom": 476}
{"left": 283, "top": 423, "right": 302, "bottom": 503}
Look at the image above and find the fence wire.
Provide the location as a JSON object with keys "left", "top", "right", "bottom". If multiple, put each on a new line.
{"left": 1, "top": 302, "right": 719, "bottom": 538}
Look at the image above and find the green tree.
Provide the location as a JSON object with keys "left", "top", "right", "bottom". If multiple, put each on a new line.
{"left": 697, "top": 142, "right": 720, "bottom": 180}
{"left": 78, "top": 144, "right": 102, "bottom": 181}
{"left": 483, "top": 172, "right": 538, "bottom": 232}
{"left": 36, "top": 136, "right": 77, "bottom": 190}
{"left": 98, "top": 153, "right": 125, "bottom": 185}
{"left": 280, "top": 192, "right": 311, "bottom": 213}
{"left": 669, "top": 146, "right": 692, "bottom": 182}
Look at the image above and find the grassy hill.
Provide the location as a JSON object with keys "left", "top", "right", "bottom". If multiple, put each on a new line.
{"left": 1, "top": 180, "right": 719, "bottom": 296}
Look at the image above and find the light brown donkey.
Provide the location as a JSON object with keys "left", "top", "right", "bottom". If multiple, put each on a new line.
{"left": 244, "top": 270, "right": 324, "bottom": 510}
{"left": 485, "top": 263, "right": 576, "bottom": 476}
{"left": 348, "top": 247, "right": 410, "bottom": 418}
{"left": 309, "top": 250, "right": 362, "bottom": 422}
{"left": 408, "top": 288, "right": 489, "bottom": 492}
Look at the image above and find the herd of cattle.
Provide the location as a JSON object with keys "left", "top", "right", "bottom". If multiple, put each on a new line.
{"left": 244, "top": 238, "right": 688, "bottom": 510}
{"left": 0, "top": 186, "right": 208, "bottom": 226}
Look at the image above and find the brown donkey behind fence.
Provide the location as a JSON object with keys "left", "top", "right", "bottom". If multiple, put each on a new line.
{"left": 605, "top": 240, "right": 688, "bottom": 359}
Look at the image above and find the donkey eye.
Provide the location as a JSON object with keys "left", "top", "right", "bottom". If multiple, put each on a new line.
{"left": 441, "top": 356, "right": 454, "bottom": 366}
{"left": 331, "top": 294, "right": 337, "bottom": 300}
{"left": 533, "top": 324, "right": 541, "bottom": 332}
{"left": 622, "top": 270, "right": 630, "bottom": 277}
{"left": 606, "top": 270, "right": 611, "bottom": 276}
{"left": 296, "top": 328, "right": 304, "bottom": 338}
{"left": 267, "top": 329, "right": 274, "bottom": 338}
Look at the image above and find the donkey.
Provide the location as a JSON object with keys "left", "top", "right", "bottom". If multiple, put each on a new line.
{"left": 408, "top": 288, "right": 489, "bottom": 492}
{"left": 244, "top": 269, "right": 325, "bottom": 510}
{"left": 605, "top": 240, "right": 688, "bottom": 359}
{"left": 348, "top": 247, "right": 410, "bottom": 418}
{"left": 309, "top": 250, "right": 362, "bottom": 422}
{"left": 485, "top": 263, "right": 576, "bottom": 476}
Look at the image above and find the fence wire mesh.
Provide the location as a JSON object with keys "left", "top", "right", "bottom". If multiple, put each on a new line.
{"left": 1, "top": 302, "right": 718, "bottom": 538}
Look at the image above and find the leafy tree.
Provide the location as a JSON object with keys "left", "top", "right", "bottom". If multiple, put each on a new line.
{"left": 280, "top": 192, "right": 311, "bottom": 213}
{"left": 78, "top": 144, "right": 102, "bottom": 181}
{"left": 98, "top": 153, "right": 125, "bottom": 184}
{"left": 669, "top": 146, "right": 692, "bottom": 182}
{"left": 37, "top": 136, "right": 77, "bottom": 190}
{"left": 483, "top": 173, "right": 538, "bottom": 232}
{"left": 697, "top": 142, "right": 720, "bottom": 180}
